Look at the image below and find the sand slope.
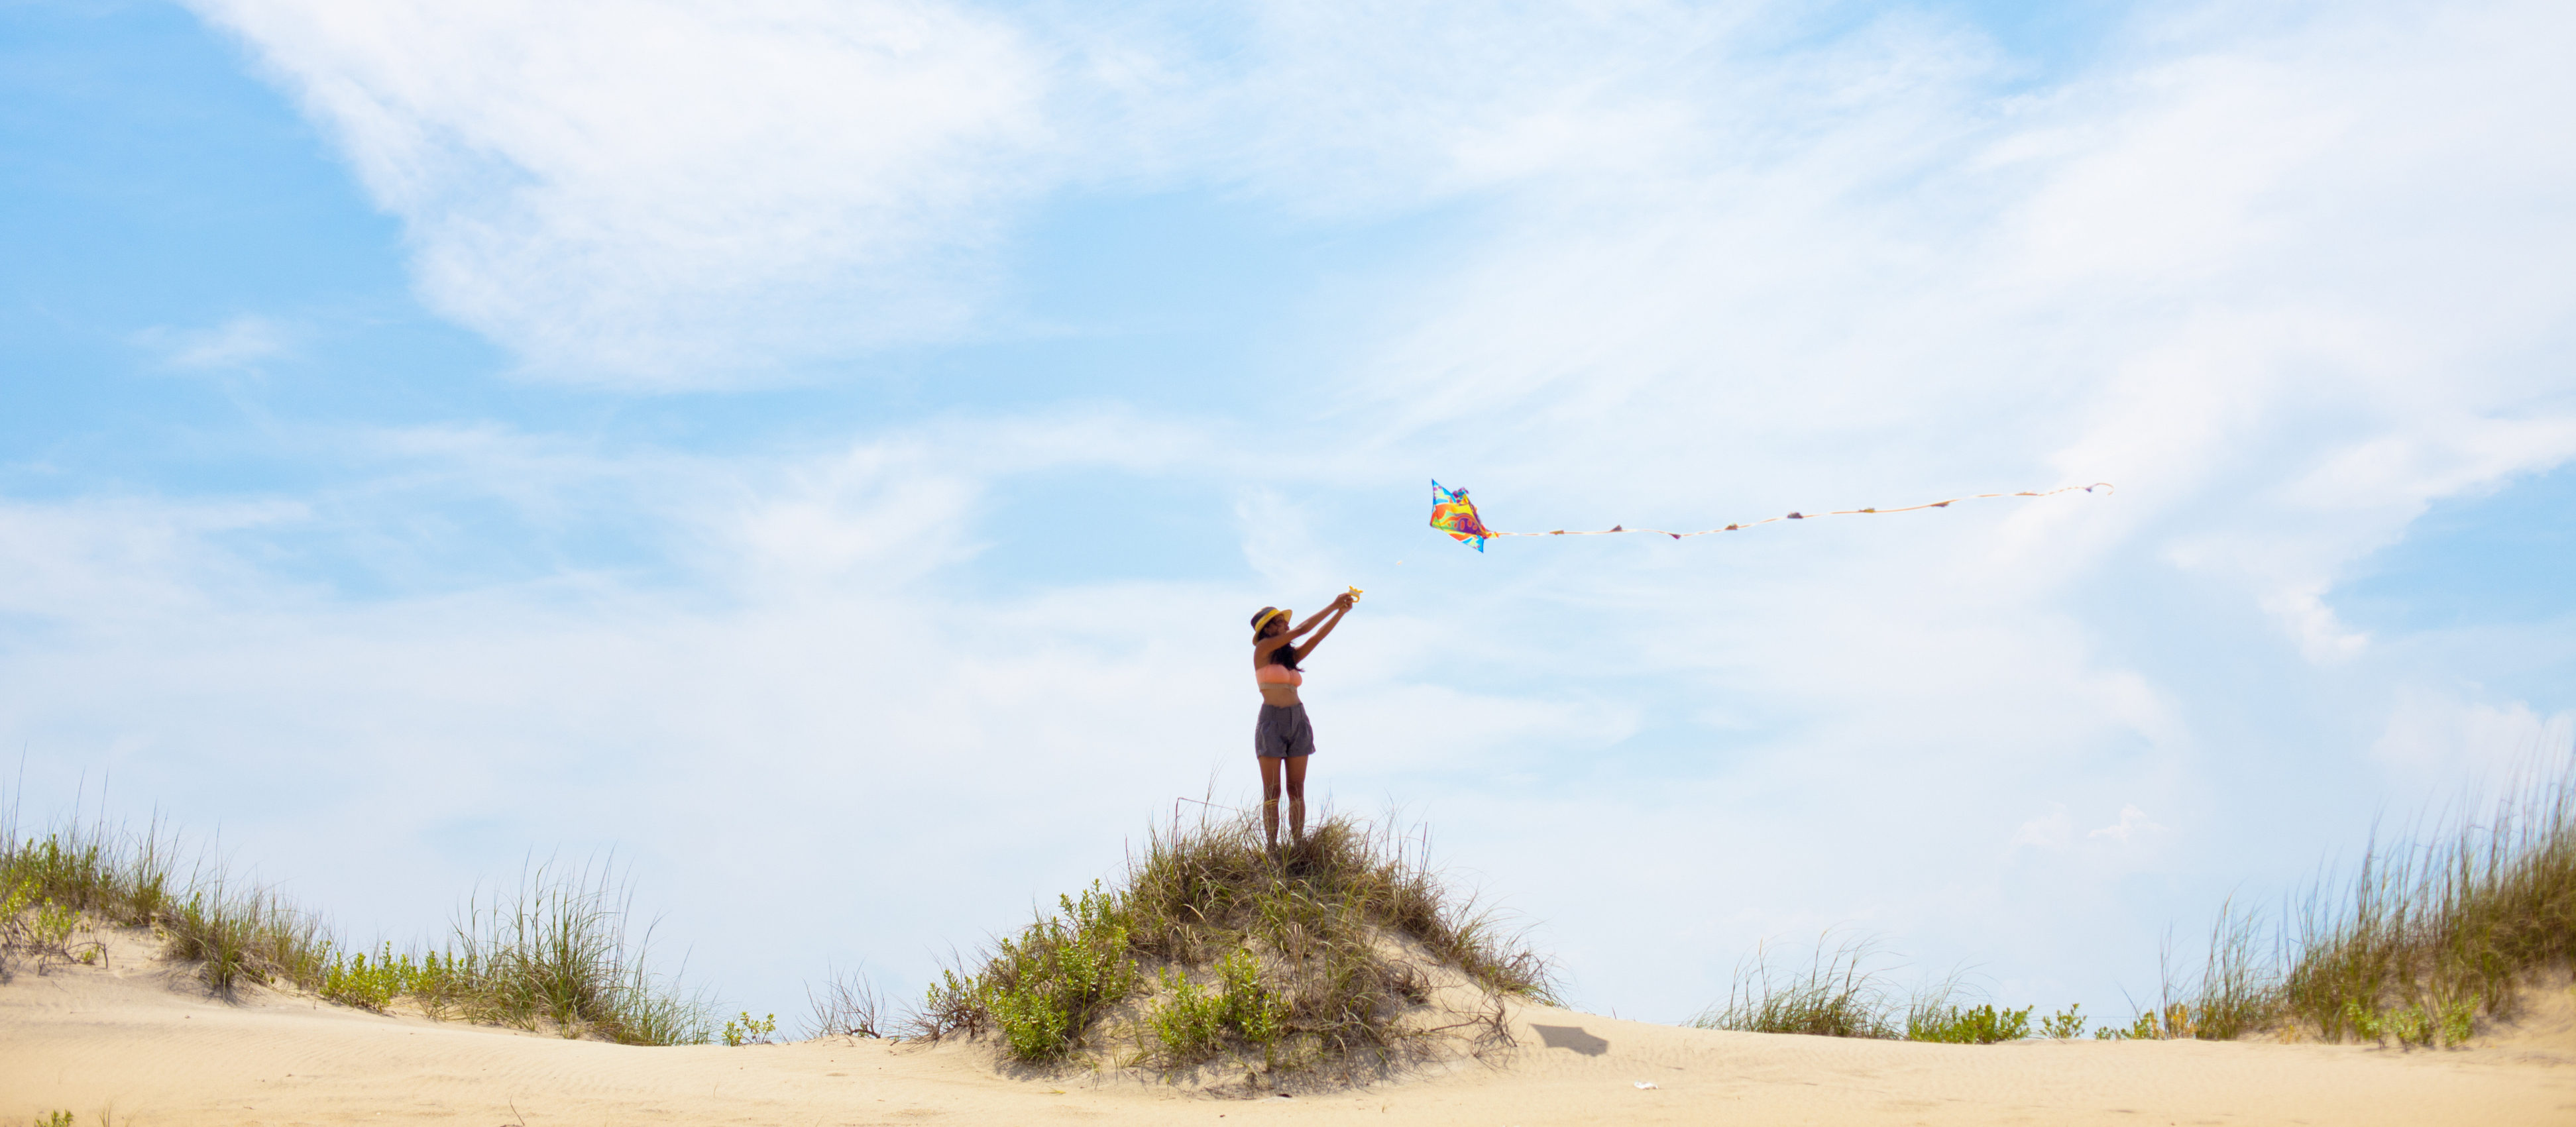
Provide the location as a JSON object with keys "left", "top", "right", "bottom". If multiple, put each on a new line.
{"left": 7, "top": 938, "right": 2574, "bottom": 1126}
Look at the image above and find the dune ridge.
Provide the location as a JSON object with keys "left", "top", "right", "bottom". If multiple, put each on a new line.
{"left": 5, "top": 923, "right": 2573, "bottom": 1126}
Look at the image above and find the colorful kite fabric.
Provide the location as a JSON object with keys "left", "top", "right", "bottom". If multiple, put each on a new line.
{"left": 1428, "top": 480, "right": 1494, "bottom": 551}
{"left": 1428, "top": 480, "right": 2113, "bottom": 549}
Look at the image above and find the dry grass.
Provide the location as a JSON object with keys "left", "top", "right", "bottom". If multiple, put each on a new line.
{"left": 909, "top": 804, "right": 1554, "bottom": 1078}
{"left": 1700, "top": 766, "right": 2576, "bottom": 1047}
{"left": 803, "top": 965, "right": 889, "bottom": 1039}
{"left": 0, "top": 801, "right": 711, "bottom": 1046}
{"left": 1690, "top": 934, "right": 1898, "bottom": 1039}
{"left": 2155, "top": 765, "right": 2576, "bottom": 1046}
{"left": 1689, "top": 938, "right": 2043, "bottom": 1044}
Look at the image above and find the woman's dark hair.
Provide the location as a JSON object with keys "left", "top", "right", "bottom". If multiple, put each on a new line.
{"left": 1250, "top": 607, "right": 1301, "bottom": 670}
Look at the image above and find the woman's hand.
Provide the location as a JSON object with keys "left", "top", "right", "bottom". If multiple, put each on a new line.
{"left": 1331, "top": 591, "right": 1356, "bottom": 612}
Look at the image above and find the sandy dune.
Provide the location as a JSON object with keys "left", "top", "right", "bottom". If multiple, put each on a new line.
{"left": 7, "top": 933, "right": 2573, "bottom": 1126}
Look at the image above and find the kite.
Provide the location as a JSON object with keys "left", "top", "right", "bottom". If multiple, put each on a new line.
{"left": 1429, "top": 480, "right": 1496, "bottom": 551}
{"left": 1428, "top": 479, "right": 2112, "bottom": 549}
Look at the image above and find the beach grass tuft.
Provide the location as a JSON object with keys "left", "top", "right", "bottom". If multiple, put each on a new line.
{"left": 1689, "top": 934, "right": 1898, "bottom": 1039}
{"left": 1691, "top": 939, "right": 2077, "bottom": 1044}
{"left": 2156, "top": 763, "right": 2576, "bottom": 1046}
{"left": 0, "top": 802, "right": 712, "bottom": 1046}
{"left": 1697, "top": 763, "right": 2576, "bottom": 1047}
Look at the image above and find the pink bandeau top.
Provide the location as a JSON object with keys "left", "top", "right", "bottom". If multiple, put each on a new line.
{"left": 1256, "top": 665, "right": 1303, "bottom": 687}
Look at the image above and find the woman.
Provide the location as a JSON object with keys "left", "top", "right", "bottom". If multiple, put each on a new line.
{"left": 1248, "top": 590, "right": 1356, "bottom": 851}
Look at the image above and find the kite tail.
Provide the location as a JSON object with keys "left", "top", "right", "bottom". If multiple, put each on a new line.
{"left": 1478, "top": 482, "right": 2115, "bottom": 540}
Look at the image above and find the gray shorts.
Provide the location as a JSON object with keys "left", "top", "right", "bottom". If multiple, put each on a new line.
{"left": 1255, "top": 703, "right": 1316, "bottom": 759}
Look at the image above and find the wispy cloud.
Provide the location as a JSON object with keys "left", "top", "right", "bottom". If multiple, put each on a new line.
{"left": 137, "top": 314, "right": 294, "bottom": 371}
{"left": 189, "top": 0, "right": 1056, "bottom": 386}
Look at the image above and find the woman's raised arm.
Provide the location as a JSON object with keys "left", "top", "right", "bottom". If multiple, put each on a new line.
{"left": 1292, "top": 596, "right": 1355, "bottom": 663}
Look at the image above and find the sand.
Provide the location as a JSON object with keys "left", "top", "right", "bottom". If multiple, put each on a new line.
{"left": 7, "top": 928, "right": 2574, "bottom": 1126}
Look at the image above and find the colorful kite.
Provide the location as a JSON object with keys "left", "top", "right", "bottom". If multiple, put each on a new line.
{"left": 1428, "top": 479, "right": 2112, "bottom": 549}
{"left": 1429, "top": 480, "right": 1495, "bottom": 551}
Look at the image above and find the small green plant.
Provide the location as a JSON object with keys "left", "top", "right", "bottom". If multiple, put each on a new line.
{"left": 1148, "top": 967, "right": 1227, "bottom": 1060}
{"left": 1148, "top": 947, "right": 1288, "bottom": 1064}
{"left": 35, "top": 1112, "right": 76, "bottom": 1127}
{"left": 721, "top": 1011, "right": 778, "bottom": 1047}
{"left": 321, "top": 942, "right": 406, "bottom": 1012}
{"left": 1215, "top": 947, "right": 1286, "bottom": 1047}
{"left": 2094, "top": 1009, "right": 2161, "bottom": 1040}
{"left": 1906, "top": 1003, "right": 2032, "bottom": 1044}
{"left": 2339, "top": 998, "right": 2476, "bottom": 1049}
{"left": 2439, "top": 999, "right": 2476, "bottom": 1045}
{"left": 30, "top": 900, "right": 80, "bottom": 948}
{"left": 2038, "top": 1004, "right": 2084, "bottom": 1040}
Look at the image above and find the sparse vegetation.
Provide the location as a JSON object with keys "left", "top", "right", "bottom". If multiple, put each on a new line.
{"left": 1907, "top": 1001, "right": 2032, "bottom": 1044}
{"left": 2138, "top": 765, "right": 2576, "bottom": 1046}
{"left": 722, "top": 1010, "right": 778, "bottom": 1046}
{"left": 907, "top": 806, "right": 1553, "bottom": 1077}
{"left": 802, "top": 965, "right": 887, "bottom": 1039}
{"left": 1698, "top": 764, "right": 2576, "bottom": 1048}
{"left": 2038, "top": 1004, "right": 2085, "bottom": 1040}
{"left": 1691, "top": 937, "right": 2063, "bottom": 1044}
{"left": 1, "top": 801, "right": 712, "bottom": 1046}
{"left": 1689, "top": 935, "right": 1898, "bottom": 1038}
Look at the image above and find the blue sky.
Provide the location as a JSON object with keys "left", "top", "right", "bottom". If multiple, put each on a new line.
{"left": 6, "top": 0, "right": 2574, "bottom": 1028}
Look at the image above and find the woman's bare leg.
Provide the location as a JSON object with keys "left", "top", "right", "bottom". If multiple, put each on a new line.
{"left": 1259, "top": 755, "right": 1284, "bottom": 849}
{"left": 1286, "top": 755, "right": 1310, "bottom": 847}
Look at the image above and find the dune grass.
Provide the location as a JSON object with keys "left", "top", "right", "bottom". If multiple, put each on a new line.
{"left": 1699, "top": 765, "right": 2576, "bottom": 1047}
{"left": 1687, "top": 938, "right": 2063, "bottom": 1045}
{"left": 0, "top": 804, "right": 712, "bottom": 1046}
{"left": 2156, "top": 765, "right": 2576, "bottom": 1046}
{"left": 908, "top": 805, "right": 1555, "bottom": 1076}
{"left": 1690, "top": 934, "right": 1900, "bottom": 1038}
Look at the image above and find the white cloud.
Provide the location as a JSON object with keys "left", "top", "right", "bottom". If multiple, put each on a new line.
{"left": 189, "top": 0, "right": 1054, "bottom": 386}
{"left": 2089, "top": 804, "right": 2166, "bottom": 843}
{"left": 2371, "top": 690, "right": 2576, "bottom": 794}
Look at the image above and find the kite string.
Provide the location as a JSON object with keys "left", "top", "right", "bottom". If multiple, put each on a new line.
{"left": 1484, "top": 482, "right": 2113, "bottom": 539}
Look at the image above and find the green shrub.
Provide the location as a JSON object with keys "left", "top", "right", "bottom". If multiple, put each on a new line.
{"left": 1907, "top": 1002, "right": 2031, "bottom": 1044}
{"left": 722, "top": 1011, "right": 778, "bottom": 1046}
{"left": 1149, "top": 947, "right": 1288, "bottom": 1064}
{"left": 962, "top": 880, "right": 1141, "bottom": 1063}
{"left": 2037, "top": 1004, "right": 2084, "bottom": 1040}
{"left": 321, "top": 943, "right": 407, "bottom": 1012}
{"left": 1148, "top": 967, "right": 1227, "bottom": 1060}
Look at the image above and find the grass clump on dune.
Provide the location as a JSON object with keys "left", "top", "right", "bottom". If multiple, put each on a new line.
{"left": 1690, "top": 935, "right": 1899, "bottom": 1039}
{"left": 0, "top": 803, "right": 712, "bottom": 1046}
{"left": 909, "top": 806, "right": 1555, "bottom": 1078}
{"left": 1688, "top": 938, "right": 2060, "bottom": 1046}
{"left": 2154, "top": 765, "right": 2576, "bottom": 1047}
{"left": 1697, "top": 765, "right": 2576, "bottom": 1048}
